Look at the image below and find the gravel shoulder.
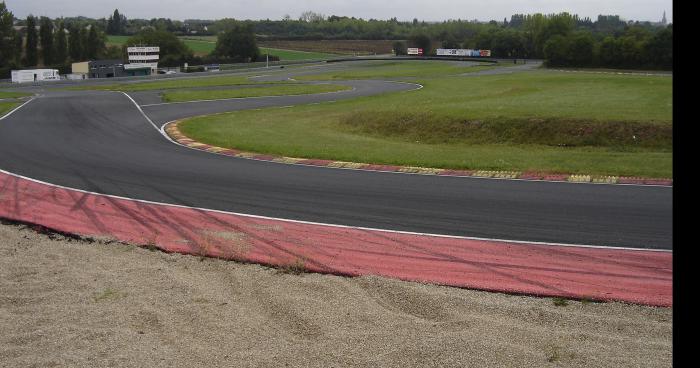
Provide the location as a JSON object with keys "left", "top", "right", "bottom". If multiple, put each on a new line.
{"left": 0, "top": 221, "right": 672, "bottom": 367}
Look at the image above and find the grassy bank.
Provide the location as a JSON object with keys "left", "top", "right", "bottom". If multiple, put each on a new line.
{"left": 179, "top": 68, "right": 672, "bottom": 178}
{"left": 162, "top": 84, "right": 352, "bottom": 102}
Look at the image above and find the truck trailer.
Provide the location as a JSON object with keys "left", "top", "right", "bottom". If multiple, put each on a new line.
{"left": 11, "top": 69, "right": 61, "bottom": 83}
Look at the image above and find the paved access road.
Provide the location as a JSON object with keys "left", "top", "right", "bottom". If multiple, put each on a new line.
{"left": 0, "top": 62, "right": 672, "bottom": 250}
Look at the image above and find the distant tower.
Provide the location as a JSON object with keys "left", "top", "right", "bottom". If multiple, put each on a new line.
{"left": 661, "top": 11, "right": 667, "bottom": 25}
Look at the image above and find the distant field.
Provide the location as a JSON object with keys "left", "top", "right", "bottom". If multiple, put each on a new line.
{"left": 106, "top": 35, "right": 130, "bottom": 47}
{"left": 179, "top": 65, "right": 672, "bottom": 178}
{"left": 259, "top": 40, "right": 396, "bottom": 55}
{"left": 108, "top": 35, "right": 216, "bottom": 55}
{"left": 65, "top": 75, "right": 288, "bottom": 92}
{"left": 162, "top": 84, "right": 352, "bottom": 102}
{"left": 108, "top": 35, "right": 338, "bottom": 60}
{"left": 179, "top": 38, "right": 215, "bottom": 55}
{"left": 184, "top": 37, "right": 394, "bottom": 55}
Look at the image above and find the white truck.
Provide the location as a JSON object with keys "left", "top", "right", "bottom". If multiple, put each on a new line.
{"left": 11, "top": 69, "right": 61, "bottom": 83}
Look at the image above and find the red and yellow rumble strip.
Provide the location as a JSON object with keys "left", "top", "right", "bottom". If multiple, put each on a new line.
{"left": 165, "top": 121, "right": 672, "bottom": 186}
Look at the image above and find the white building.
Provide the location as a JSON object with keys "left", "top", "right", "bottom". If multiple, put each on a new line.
{"left": 126, "top": 46, "right": 160, "bottom": 74}
{"left": 11, "top": 69, "right": 60, "bottom": 83}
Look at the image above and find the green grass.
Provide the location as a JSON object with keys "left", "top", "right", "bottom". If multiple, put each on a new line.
{"left": 296, "top": 60, "right": 496, "bottom": 80}
{"left": 179, "top": 37, "right": 337, "bottom": 60}
{"left": 106, "top": 35, "right": 130, "bottom": 46}
{"left": 0, "top": 91, "right": 31, "bottom": 99}
{"left": 0, "top": 102, "right": 20, "bottom": 116}
{"left": 65, "top": 75, "right": 287, "bottom": 92}
{"left": 162, "top": 84, "right": 352, "bottom": 102}
{"left": 259, "top": 47, "right": 337, "bottom": 61}
{"left": 178, "top": 67, "right": 672, "bottom": 178}
{"left": 179, "top": 38, "right": 216, "bottom": 55}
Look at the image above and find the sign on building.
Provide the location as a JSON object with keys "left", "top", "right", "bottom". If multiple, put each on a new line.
{"left": 126, "top": 46, "right": 160, "bottom": 73}
{"left": 407, "top": 48, "right": 423, "bottom": 55}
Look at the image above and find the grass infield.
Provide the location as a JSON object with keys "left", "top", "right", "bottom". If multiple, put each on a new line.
{"left": 297, "top": 60, "right": 496, "bottom": 80}
{"left": 162, "top": 84, "right": 352, "bottom": 102}
{"left": 179, "top": 64, "right": 672, "bottom": 178}
{"left": 64, "top": 75, "right": 289, "bottom": 92}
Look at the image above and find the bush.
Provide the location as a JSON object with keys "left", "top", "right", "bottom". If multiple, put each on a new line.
{"left": 214, "top": 24, "right": 260, "bottom": 62}
{"left": 392, "top": 41, "right": 407, "bottom": 55}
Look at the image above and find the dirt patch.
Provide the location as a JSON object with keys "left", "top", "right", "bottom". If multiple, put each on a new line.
{"left": 0, "top": 221, "right": 672, "bottom": 367}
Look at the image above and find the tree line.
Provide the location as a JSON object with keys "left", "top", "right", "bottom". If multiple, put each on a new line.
{"left": 0, "top": 2, "right": 267, "bottom": 77}
{"left": 1, "top": 2, "right": 120, "bottom": 77}
{"left": 1, "top": 2, "right": 672, "bottom": 79}
{"left": 160, "top": 12, "right": 675, "bottom": 70}
{"left": 391, "top": 13, "right": 671, "bottom": 70}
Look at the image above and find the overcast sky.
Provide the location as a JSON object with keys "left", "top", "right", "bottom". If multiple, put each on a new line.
{"left": 5, "top": 0, "right": 672, "bottom": 23}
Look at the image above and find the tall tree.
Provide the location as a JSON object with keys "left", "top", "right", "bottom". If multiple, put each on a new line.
{"left": 68, "top": 25, "right": 82, "bottom": 61}
{"left": 568, "top": 32, "right": 594, "bottom": 66}
{"left": 0, "top": 1, "right": 18, "bottom": 68}
{"left": 107, "top": 9, "right": 126, "bottom": 35}
{"left": 13, "top": 32, "right": 22, "bottom": 64}
{"left": 543, "top": 34, "right": 570, "bottom": 66}
{"left": 645, "top": 25, "right": 672, "bottom": 69}
{"left": 25, "top": 15, "right": 38, "bottom": 66}
{"left": 597, "top": 36, "right": 622, "bottom": 68}
{"left": 85, "top": 25, "right": 102, "bottom": 59}
{"left": 39, "top": 16, "right": 54, "bottom": 65}
{"left": 78, "top": 27, "right": 88, "bottom": 59}
{"left": 54, "top": 21, "right": 68, "bottom": 64}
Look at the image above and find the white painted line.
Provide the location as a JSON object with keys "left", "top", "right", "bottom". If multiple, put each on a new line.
{"left": 121, "top": 92, "right": 180, "bottom": 145}
{"left": 0, "top": 98, "right": 35, "bottom": 121}
{"left": 1, "top": 84, "right": 671, "bottom": 250}
{"left": 0, "top": 167, "right": 671, "bottom": 253}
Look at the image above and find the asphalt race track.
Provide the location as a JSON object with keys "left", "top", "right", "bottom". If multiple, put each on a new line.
{"left": 0, "top": 62, "right": 673, "bottom": 250}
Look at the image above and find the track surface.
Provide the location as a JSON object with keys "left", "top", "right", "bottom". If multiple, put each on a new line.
{"left": 0, "top": 62, "right": 672, "bottom": 250}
